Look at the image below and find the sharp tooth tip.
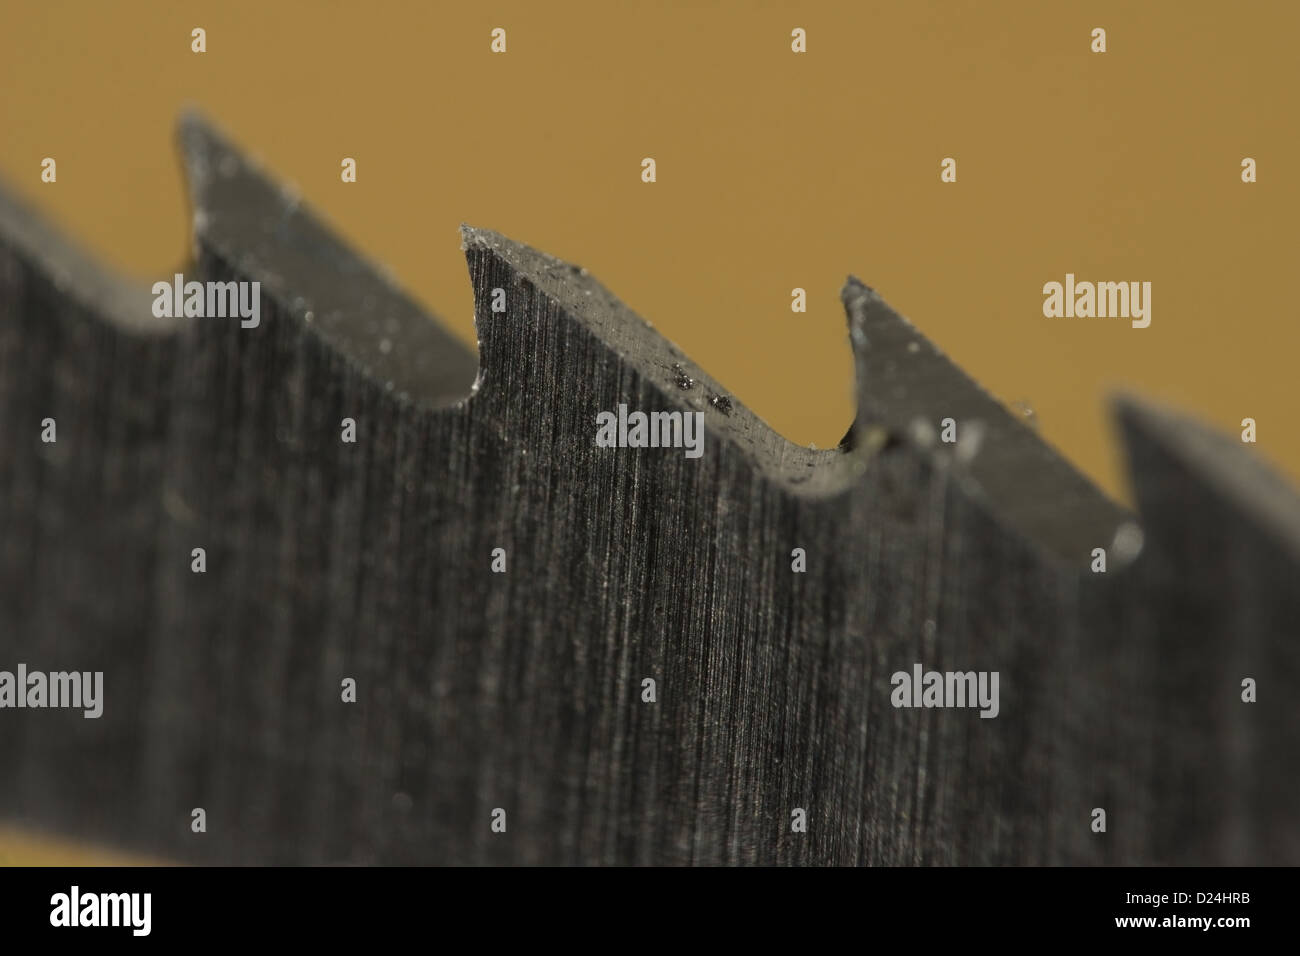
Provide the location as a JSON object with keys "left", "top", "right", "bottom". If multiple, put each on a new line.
{"left": 177, "top": 110, "right": 221, "bottom": 150}
{"left": 460, "top": 224, "right": 497, "bottom": 246}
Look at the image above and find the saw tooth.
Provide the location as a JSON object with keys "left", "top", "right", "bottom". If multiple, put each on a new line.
{"left": 180, "top": 112, "right": 479, "bottom": 409}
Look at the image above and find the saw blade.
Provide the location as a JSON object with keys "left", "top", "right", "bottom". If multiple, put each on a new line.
{"left": 0, "top": 115, "right": 1296, "bottom": 866}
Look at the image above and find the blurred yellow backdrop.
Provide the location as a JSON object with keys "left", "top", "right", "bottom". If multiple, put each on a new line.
{"left": 1, "top": 1, "right": 1296, "bottom": 498}
{"left": 0, "top": 826, "right": 161, "bottom": 866}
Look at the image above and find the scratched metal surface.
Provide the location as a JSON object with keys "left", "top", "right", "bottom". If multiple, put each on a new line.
{"left": 0, "top": 116, "right": 1296, "bottom": 865}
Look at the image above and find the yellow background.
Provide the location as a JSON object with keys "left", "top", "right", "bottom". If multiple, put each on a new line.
{"left": 1, "top": 0, "right": 1297, "bottom": 862}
